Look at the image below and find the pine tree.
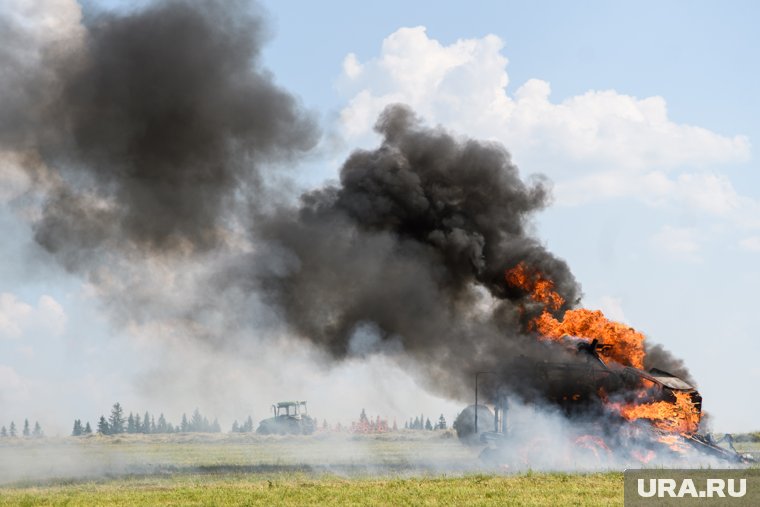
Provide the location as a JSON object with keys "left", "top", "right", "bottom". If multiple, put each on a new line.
{"left": 1, "top": 426, "right": 7, "bottom": 437}
{"left": 437, "top": 414, "right": 447, "bottom": 430}
{"left": 97, "top": 415, "right": 110, "bottom": 435}
{"left": 157, "top": 414, "right": 167, "bottom": 433}
{"left": 109, "top": 403, "right": 125, "bottom": 434}
{"left": 33, "top": 421, "right": 42, "bottom": 438}
{"left": 425, "top": 418, "right": 433, "bottom": 431}
{"left": 72, "top": 419, "right": 82, "bottom": 436}
{"left": 23, "top": 419, "right": 30, "bottom": 437}
{"left": 413, "top": 416, "right": 420, "bottom": 430}
{"left": 211, "top": 418, "right": 221, "bottom": 433}
{"left": 180, "top": 413, "right": 189, "bottom": 432}
{"left": 9, "top": 421, "right": 16, "bottom": 437}
{"left": 84, "top": 422, "right": 92, "bottom": 435}
{"left": 190, "top": 409, "right": 203, "bottom": 432}
{"left": 244, "top": 416, "right": 254, "bottom": 432}
{"left": 127, "top": 413, "right": 136, "bottom": 433}
{"left": 231, "top": 420, "right": 239, "bottom": 433}
{"left": 143, "top": 412, "right": 151, "bottom": 434}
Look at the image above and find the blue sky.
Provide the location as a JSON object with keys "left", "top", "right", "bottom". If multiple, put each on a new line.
{"left": 1, "top": 0, "right": 758, "bottom": 433}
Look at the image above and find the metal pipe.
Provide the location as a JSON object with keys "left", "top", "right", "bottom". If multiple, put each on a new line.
{"left": 474, "top": 371, "right": 493, "bottom": 434}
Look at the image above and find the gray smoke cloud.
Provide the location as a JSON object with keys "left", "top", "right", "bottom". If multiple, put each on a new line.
{"left": 2, "top": 0, "right": 317, "bottom": 267}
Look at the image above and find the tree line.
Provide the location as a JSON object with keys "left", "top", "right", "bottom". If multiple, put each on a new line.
{"left": 72, "top": 402, "right": 254, "bottom": 436}
{"left": 404, "top": 414, "right": 447, "bottom": 431}
{"left": 0, "top": 419, "right": 43, "bottom": 438}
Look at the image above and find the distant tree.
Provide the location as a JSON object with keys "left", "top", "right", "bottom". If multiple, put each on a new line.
{"left": 323, "top": 419, "right": 328, "bottom": 431}
{"left": 231, "top": 420, "right": 239, "bottom": 433}
{"left": 150, "top": 415, "right": 156, "bottom": 434}
{"left": 413, "top": 416, "right": 420, "bottom": 430}
{"left": 9, "top": 421, "right": 16, "bottom": 437}
{"left": 1, "top": 426, "right": 7, "bottom": 437}
{"left": 84, "top": 422, "right": 92, "bottom": 435}
{"left": 72, "top": 419, "right": 82, "bottom": 436}
{"left": 97, "top": 415, "right": 110, "bottom": 435}
{"left": 127, "top": 413, "right": 136, "bottom": 433}
{"left": 392, "top": 419, "right": 398, "bottom": 431}
{"left": 143, "top": 412, "right": 151, "bottom": 434}
{"left": 425, "top": 418, "right": 433, "bottom": 431}
{"left": 33, "top": 421, "right": 42, "bottom": 438}
{"left": 166, "top": 422, "right": 175, "bottom": 433}
{"left": 404, "top": 421, "right": 408, "bottom": 430}
{"left": 157, "top": 414, "right": 167, "bottom": 433}
{"left": 437, "top": 414, "right": 447, "bottom": 430}
{"left": 359, "top": 409, "right": 369, "bottom": 425}
{"left": 190, "top": 409, "right": 203, "bottom": 432}
{"left": 109, "top": 403, "right": 125, "bottom": 434}
{"left": 180, "top": 413, "right": 189, "bottom": 432}
{"left": 244, "top": 416, "right": 254, "bottom": 433}
{"left": 211, "top": 418, "right": 221, "bottom": 433}
{"left": 23, "top": 419, "right": 30, "bottom": 437}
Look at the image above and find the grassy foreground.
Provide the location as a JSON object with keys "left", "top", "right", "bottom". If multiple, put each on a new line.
{"left": 0, "top": 472, "right": 624, "bottom": 506}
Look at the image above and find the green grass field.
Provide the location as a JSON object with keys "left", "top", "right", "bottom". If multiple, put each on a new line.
{"left": 0, "top": 472, "right": 624, "bottom": 506}
{"left": 0, "top": 432, "right": 627, "bottom": 505}
{"left": 2, "top": 432, "right": 756, "bottom": 506}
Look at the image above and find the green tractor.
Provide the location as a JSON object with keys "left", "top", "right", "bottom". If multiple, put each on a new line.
{"left": 256, "top": 401, "right": 316, "bottom": 435}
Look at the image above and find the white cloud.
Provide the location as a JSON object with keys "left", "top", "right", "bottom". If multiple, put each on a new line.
{"left": 739, "top": 236, "right": 760, "bottom": 252}
{"left": 650, "top": 225, "right": 702, "bottom": 262}
{"left": 597, "top": 296, "right": 628, "bottom": 323}
{"left": 0, "top": 364, "right": 30, "bottom": 403}
{"left": 0, "top": 293, "right": 67, "bottom": 341}
{"left": 0, "top": 293, "right": 32, "bottom": 339}
{"left": 337, "top": 27, "right": 752, "bottom": 218}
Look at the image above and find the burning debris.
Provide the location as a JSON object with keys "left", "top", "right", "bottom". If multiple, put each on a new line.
{"left": 460, "top": 263, "right": 752, "bottom": 466}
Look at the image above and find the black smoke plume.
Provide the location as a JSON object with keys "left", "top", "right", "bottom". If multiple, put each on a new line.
{"left": 251, "top": 105, "right": 583, "bottom": 400}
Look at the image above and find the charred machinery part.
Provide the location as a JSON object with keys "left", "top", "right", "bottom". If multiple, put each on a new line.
{"left": 466, "top": 344, "right": 753, "bottom": 465}
{"left": 453, "top": 405, "right": 493, "bottom": 446}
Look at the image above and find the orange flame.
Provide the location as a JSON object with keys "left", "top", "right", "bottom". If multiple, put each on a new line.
{"left": 616, "top": 392, "right": 700, "bottom": 435}
{"left": 505, "top": 262, "right": 700, "bottom": 438}
{"left": 535, "top": 309, "right": 645, "bottom": 369}
{"left": 505, "top": 262, "right": 644, "bottom": 369}
{"left": 505, "top": 262, "right": 564, "bottom": 311}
